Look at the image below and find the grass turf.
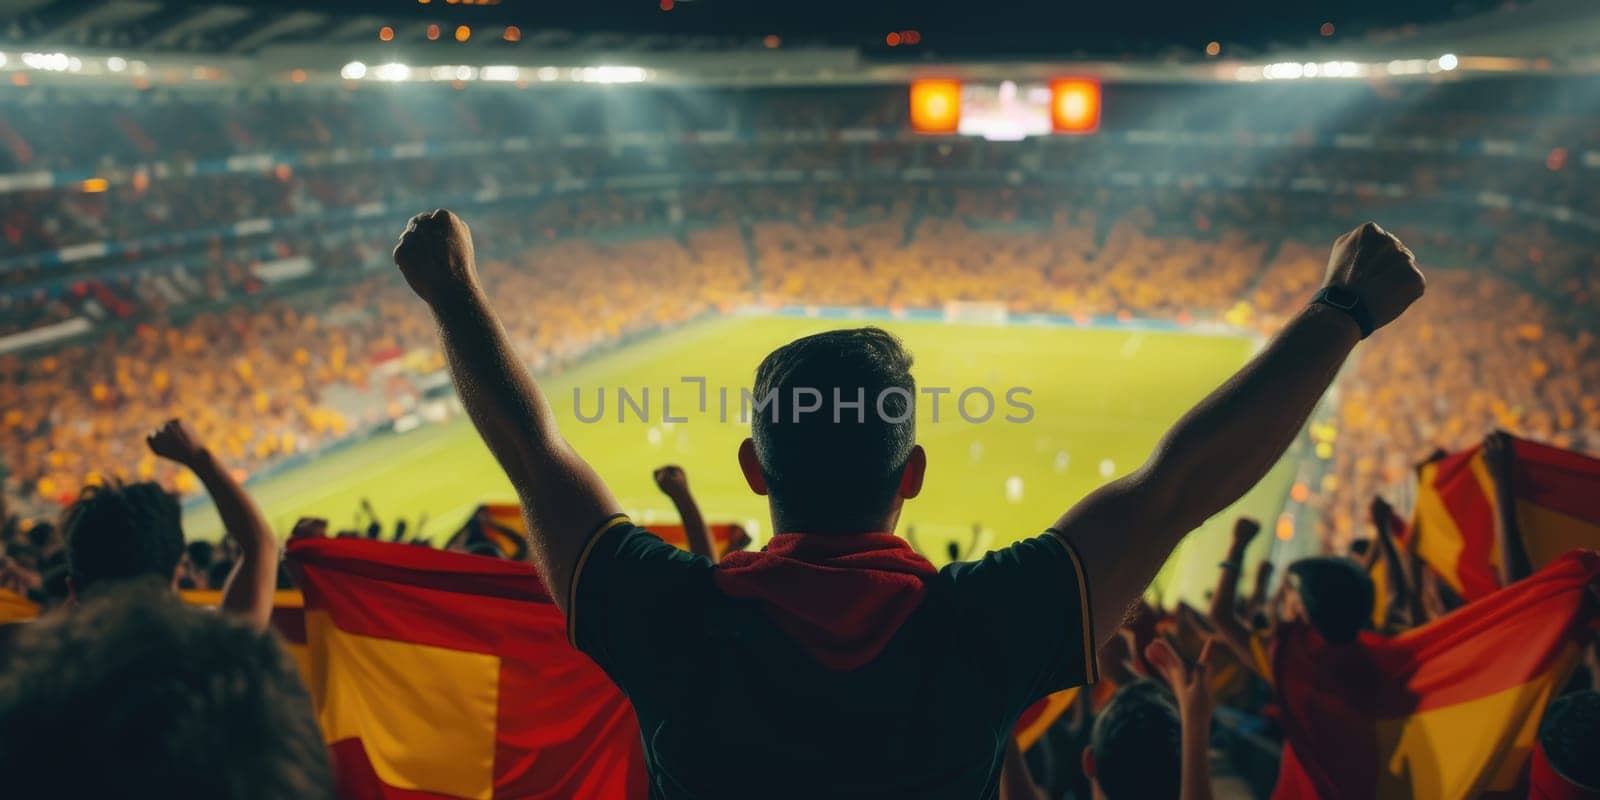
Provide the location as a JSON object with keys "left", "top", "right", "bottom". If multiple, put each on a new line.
{"left": 184, "top": 315, "right": 1294, "bottom": 605}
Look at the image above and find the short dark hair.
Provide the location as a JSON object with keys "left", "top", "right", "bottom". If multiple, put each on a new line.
{"left": 187, "top": 539, "right": 216, "bottom": 570}
{"left": 1540, "top": 691, "right": 1600, "bottom": 789}
{"left": 1089, "top": 679, "right": 1182, "bottom": 799}
{"left": 62, "top": 481, "right": 184, "bottom": 592}
{"left": 0, "top": 583, "right": 332, "bottom": 798}
{"left": 1287, "top": 557, "right": 1374, "bottom": 644}
{"left": 751, "top": 327, "right": 916, "bottom": 532}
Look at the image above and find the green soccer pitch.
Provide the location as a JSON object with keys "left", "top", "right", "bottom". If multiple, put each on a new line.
{"left": 183, "top": 314, "right": 1296, "bottom": 606}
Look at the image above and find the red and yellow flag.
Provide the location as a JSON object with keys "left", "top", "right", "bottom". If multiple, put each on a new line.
{"left": 650, "top": 522, "right": 751, "bottom": 560}
{"left": 0, "top": 587, "right": 38, "bottom": 624}
{"left": 462, "top": 503, "right": 750, "bottom": 561}
{"left": 1495, "top": 436, "right": 1600, "bottom": 572}
{"left": 286, "top": 537, "right": 646, "bottom": 800}
{"left": 1272, "top": 549, "right": 1600, "bottom": 799}
{"left": 1367, "top": 500, "right": 1412, "bottom": 631}
{"left": 476, "top": 503, "right": 531, "bottom": 561}
{"left": 1410, "top": 433, "right": 1600, "bottom": 602}
{"left": 1014, "top": 688, "right": 1080, "bottom": 751}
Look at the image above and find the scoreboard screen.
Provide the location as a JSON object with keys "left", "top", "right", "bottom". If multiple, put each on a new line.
{"left": 910, "top": 78, "right": 1102, "bottom": 139}
{"left": 959, "top": 81, "right": 1053, "bottom": 141}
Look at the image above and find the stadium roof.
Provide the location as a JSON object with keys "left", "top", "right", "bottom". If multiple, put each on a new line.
{"left": 0, "top": 0, "right": 1596, "bottom": 88}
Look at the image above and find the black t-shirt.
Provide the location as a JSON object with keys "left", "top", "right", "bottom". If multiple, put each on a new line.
{"left": 570, "top": 517, "right": 1097, "bottom": 799}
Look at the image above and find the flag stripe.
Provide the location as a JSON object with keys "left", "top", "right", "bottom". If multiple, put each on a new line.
{"left": 1510, "top": 438, "right": 1600, "bottom": 523}
{"left": 291, "top": 537, "right": 553, "bottom": 603}
{"left": 1413, "top": 447, "right": 1502, "bottom": 600}
{"left": 1368, "top": 552, "right": 1595, "bottom": 715}
{"left": 287, "top": 538, "right": 646, "bottom": 799}
{"left": 1272, "top": 550, "right": 1599, "bottom": 800}
{"left": 1374, "top": 646, "right": 1577, "bottom": 798}
{"left": 328, "top": 739, "right": 468, "bottom": 800}
{"left": 1014, "top": 688, "right": 1078, "bottom": 751}
{"left": 308, "top": 611, "right": 500, "bottom": 799}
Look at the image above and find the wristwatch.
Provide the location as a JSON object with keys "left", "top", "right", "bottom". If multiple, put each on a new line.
{"left": 1311, "top": 285, "right": 1374, "bottom": 339}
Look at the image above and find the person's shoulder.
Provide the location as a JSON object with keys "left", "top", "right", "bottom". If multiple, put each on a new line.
{"left": 585, "top": 518, "right": 713, "bottom": 573}
{"left": 937, "top": 531, "right": 1074, "bottom": 584}
{"left": 931, "top": 531, "right": 1084, "bottom": 617}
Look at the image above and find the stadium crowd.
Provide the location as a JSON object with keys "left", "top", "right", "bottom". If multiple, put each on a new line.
{"left": 0, "top": 77, "right": 1598, "bottom": 799}
{"left": 5, "top": 180, "right": 1597, "bottom": 551}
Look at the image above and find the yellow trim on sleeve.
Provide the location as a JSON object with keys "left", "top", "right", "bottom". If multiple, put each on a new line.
{"left": 565, "top": 513, "right": 632, "bottom": 648}
{"left": 1045, "top": 529, "right": 1099, "bottom": 685}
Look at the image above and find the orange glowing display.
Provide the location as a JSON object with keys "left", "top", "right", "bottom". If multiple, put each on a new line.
{"left": 1049, "top": 78, "right": 1101, "bottom": 135}
{"left": 909, "top": 79, "right": 961, "bottom": 134}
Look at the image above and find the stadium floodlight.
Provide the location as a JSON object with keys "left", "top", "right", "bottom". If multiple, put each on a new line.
{"left": 909, "top": 79, "right": 962, "bottom": 133}
{"left": 340, "top": 61, "right": 368, "bottom": 80}
{"left": 1322, "top": 61, "right": 1363, "bottom": 78}
{"left": 374, "top": 62, "right": 411, "bottom": 81}
{"left": 1050, "top": 78, "right": 1101, "bottom": 135}
{"left": 106, "top": 56, "right": 126, "bottom": 72}
{"left": 22, "top": 52, "right": 72, "bottom": 72}
{"left": 0, "top": 52, "right": 7, "bottom": 69}
{"left": 1262, "top": 61, "right": 1305, "bottom": 80}
{"left": 536, "top": 66, "right": 559, "bottom": 81}
{"left": 576, "top": 66, "right": 648, "bottom": 84}
{"left": 1439, "top": 53, "right": 1459, "bottom": 71}
{"left": 480, "top": 66, "right": 519, "bottom": 82}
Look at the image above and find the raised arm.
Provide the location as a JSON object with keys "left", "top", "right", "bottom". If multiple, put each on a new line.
{"left": 654, "top": 465, "right": 716, "bottom": 562}
{"left": 1207, "top": 518, "right": 1262, "bottom": 674}
{"left": 146, "top": 419, "right": 277, "bottom": 630}
{"left": 1053, "top": 222, "right": 1424, "bottom": 645}
{"left": 393, "top": 209, "right": 619, "bottom": 612}
{"left": 1148, "top": 638, "right": 1219, "bottom": 800}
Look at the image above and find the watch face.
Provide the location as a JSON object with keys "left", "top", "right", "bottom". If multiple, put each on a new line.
{"left": 1324, "top": 286, "right": 1358, "bottom": 310}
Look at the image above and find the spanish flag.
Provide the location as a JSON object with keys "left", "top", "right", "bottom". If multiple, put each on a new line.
{"left": 1272, "top": 549, "right": 1599, "bottom": 799}
{"left": 1367, "top": 500, "right": 1412, "bottom": 632}
{"left": 1014, "top": 688, "right": 1080, "bottom": 750}
{"left": 0, "top": 588, "right": 38, "bottom": 624}
{"left": 286, "top": 537, "right": 647, "bottom": 799}
{"left": 650, "top": 522, "right": 752, "bottom": 560}
{"left": 1411, "top": 433, "right": 1600, "bottom": 602}
{"left": 181, "top": 588, "right": 311, "bottom": 677}
{"left": 456, "top": 503, "right": 750, "bottom": 561}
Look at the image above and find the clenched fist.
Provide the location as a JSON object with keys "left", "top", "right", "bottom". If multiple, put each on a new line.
{"left": 393, "top": 209, "right": 479, "bottom": 308}
{"left": 146, "top": 418, "right": 207, "bottom": 467}
{"left": 653, "top": 465, "right": 690, "bottom": 498}
{"left": 1323, "top": 222, "right": 1425, "bottom": 334}
{"left": 1230, "top": 516, "right": 1261, "bottom": 551}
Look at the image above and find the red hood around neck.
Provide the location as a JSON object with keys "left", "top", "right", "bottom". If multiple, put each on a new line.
{"left": 712, "top": 533, "right": 937, "bottom": 672}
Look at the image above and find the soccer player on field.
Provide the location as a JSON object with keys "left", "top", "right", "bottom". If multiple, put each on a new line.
{"left": 393, "top": 209, "right": 1424, "bottom": 799}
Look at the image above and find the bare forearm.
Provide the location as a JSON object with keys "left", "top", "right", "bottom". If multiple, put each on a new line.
{"left": 429, "top": 288, "right": 618, "bottom": 603}
{"left": 666, "top": 491, "right": 715, "bottom": 563}
{"left": 1179, "top": 709, "right": 1214, "bottom": 800}
{"left": 189, "top": 449, "right": 277, "bottom": 629}
{"left": 1061, "top": 304, "right": 1358, "bottom": 643}
{"left": 1209, "top": 547, "right": 1247, "bottom": 624}
{"left": 432, "top": 288, "right": 561, "bottom": 475}
{"left": 1154, "top": 304, "right": 1357, "bottom": 529}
